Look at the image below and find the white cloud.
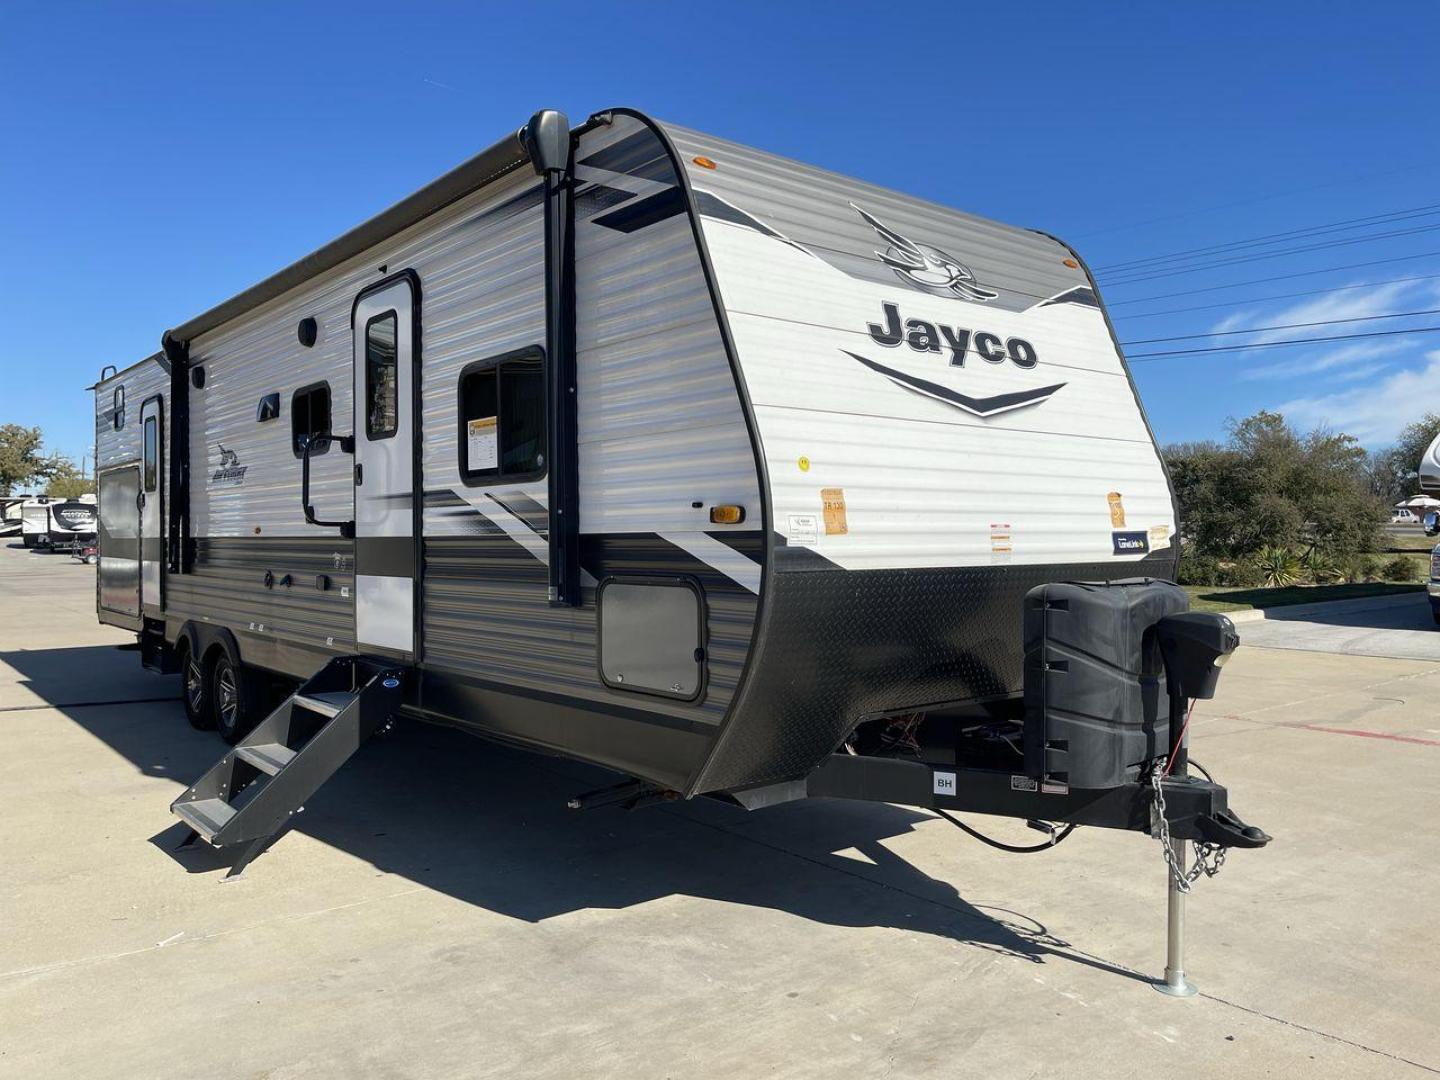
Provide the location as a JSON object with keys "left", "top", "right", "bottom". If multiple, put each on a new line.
{"left": 1276, "top": 350, "right": 1440, "bottom": 444}
{"left": 1238, "top": 338, "right": 1412, "bottom": 381}
{"left": 1210, "top": 278, "right": 1435, "bottom": 345}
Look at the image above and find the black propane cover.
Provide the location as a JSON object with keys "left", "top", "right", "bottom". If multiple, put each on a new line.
{"left": 1022, "top": 579, "right": 1190, "bottom": 790}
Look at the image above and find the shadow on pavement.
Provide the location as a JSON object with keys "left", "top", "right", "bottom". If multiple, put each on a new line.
{"left": 3, "top": 642, "right": 1149, "bottom": 986}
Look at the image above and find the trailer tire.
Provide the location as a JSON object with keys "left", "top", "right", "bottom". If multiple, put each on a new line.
{"left": 179, "top": 639, "right": 213, "bottom": 731}
{"left": 210, "top": 650, "right": 261, "bottom": 745}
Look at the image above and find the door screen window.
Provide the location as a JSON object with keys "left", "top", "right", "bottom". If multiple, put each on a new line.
{"left": 142, "top": 416, "right": 158, "bottom": 492}
{"left": 365, "top": 312, "right": 398, "bottom": 439}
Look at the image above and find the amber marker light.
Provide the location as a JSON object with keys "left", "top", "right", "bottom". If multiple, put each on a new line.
{"left": 693, "top": 156, "right": 717, "bottom": 169}
{"left": 709, "top": 504, "right": 745, "bottom": 524}
{"left": 1062, "top": 258, "right": 1079, "bottom": 268}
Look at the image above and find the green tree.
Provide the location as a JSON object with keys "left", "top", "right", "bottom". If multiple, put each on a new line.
{"left": 45, "top": 460, "right": 94, "bottom": 498}
{"left": 1166, "top": 410, "right": 1387, "bottom": 560}
{"left": 1367, "top": 412, "right": 1440, "bottom": 505}
{"left": 0, "top": 425, "right": 61, "bottom": 495}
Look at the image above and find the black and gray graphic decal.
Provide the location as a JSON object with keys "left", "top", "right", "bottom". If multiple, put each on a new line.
{"left": 853, "top": 204, "right": 999, "bottom": 302}
{"left": 845, "top": 352, "right": 1064, "bottom": 418}
{"left": 1033, "top": 285, "right": 1100, "bottom": 310}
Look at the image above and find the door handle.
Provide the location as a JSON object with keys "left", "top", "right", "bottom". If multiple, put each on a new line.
{"left": 136, "top": 492, "right": 146, "bottom": 511}
{"left": 300, "top": 433, "right": 356, "bottom": 539}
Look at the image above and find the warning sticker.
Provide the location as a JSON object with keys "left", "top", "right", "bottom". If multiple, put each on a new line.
{"left": 1149, "top": 524, "right": 1172, "bottom": 550}
{"left": 1010, "top": 775, "right": 1038, "bottom": 793}
{"left": 821, "top": 487, "right": 848, "bottom": 535}
{"left": 990, "top": 523, "right": 1013, "bottom": 554}
{"left": 466, "top": 415, "right": 497, "bottom": 471}
{"left": 1107, "top": 491, "right": 1126, "bottom": 528}
{"left": 787, "top": 513, "right": 819, "bottom": 546}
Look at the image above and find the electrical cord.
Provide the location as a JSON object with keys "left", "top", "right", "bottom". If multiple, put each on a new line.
{"left": 933, "top": 808, "right": 1077, "bottom": 854}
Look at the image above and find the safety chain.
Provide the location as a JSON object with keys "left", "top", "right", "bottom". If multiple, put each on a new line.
{"left": 1149, "top": 767, "right": 1226, "bottom": 893}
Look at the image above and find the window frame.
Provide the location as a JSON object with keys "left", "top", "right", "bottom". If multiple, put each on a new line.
{"left": 456, "top": 345, "right": 548, "bottom": 486}
{"left": 112, "top": 385, "right": 125, "bottom": 431}
{"left": 364, "top": 309, "right": 399, "bottom": 442}
{"left": 291, "top": 380, "right": 333, "bottom": 458}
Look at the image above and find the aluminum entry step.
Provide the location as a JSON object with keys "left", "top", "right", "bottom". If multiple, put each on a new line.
{"left": 173, "top": 797, "right": 236, "bottom": 841}
{"left": 291, "top": 692, "right": 353, "bottom": 719}
{"left": 235, "top": 742, "right": 296, "bottom": 776}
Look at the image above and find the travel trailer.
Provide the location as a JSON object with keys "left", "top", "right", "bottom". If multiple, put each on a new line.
{"left": 45, "top": 494, "right": 97, "bottom": 547}
{"left": 0, "top": 496, "right": 30, "bottom": 537}
{"left": 20, "top": 497, "right": 53, "bottom": 548}
{"left": 92, "top": 108, "right": 1266, "bottom": 986}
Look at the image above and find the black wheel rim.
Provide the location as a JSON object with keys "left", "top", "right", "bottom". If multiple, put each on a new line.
{"left": 217, "top": 663, "right": 238, "bottom": 730}
{"left": 185, "top": 656, "right": 204, "bottom": 711}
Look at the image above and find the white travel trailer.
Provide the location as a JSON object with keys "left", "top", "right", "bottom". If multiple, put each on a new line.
{"left": 92, "top": 108, "right": 1265, "bottom": 984}
{"left": 20, "top": 497, "right": 54, "bottom": 548}
{"left": 45, "top": 494, "right": 97, "bottom": 546}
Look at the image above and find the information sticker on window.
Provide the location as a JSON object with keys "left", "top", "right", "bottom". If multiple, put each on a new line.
{"left": 467, "top": 415, "right": 498, "bottom": 471}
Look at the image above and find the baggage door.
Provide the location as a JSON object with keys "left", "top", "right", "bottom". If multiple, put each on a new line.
{"left": 139, "top": 395, "right": 164, "bottom": 612}
{"left": 352, "top": 276, "right": 418, "bottom": 657}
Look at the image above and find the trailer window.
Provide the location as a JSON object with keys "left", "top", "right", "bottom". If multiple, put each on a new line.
{"left": 458, "top": 348, "right": 546, "bottom": 483}
{"left": 291, "top": 382, "right": 332, "bottom": 457}
{"left": 113, "top": 386, "right": 125, "bottom": 430}
{"left": 365, "top": 311, "right": 398, "bottom": 440}
{"left": 142, "top": 416, "right": 158, "bottom": 492}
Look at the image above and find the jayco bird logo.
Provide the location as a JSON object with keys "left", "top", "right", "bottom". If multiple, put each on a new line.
{"left": 211, "top": 443, "right": 248, "bottom": 487}
{"left": 853, "top": 204, "right": 999, "bottom": 302}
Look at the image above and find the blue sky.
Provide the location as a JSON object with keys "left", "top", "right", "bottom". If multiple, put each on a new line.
{"left": 3, "top": 2, "right": 1439, "bottom": 465}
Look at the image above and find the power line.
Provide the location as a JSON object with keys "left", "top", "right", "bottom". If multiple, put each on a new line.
{"left": 1069, "top": 157, "right": 1440, "bottom": 240}
{"left": 1104, "top": 249, "right": 1440, "bottom": 306}
{"left": 1098, "top": 222, "right": 1440, "bottom": 287}
{"left": 1093, "top": 203, "right": 1440, "bottom": 274}
{"left": 1120, "top": 306, "right": 1440, "bottom": 346}
{"left": 1126, "top": 325, "right": 1440, "bottom": 361}
{"left": 1111, "top": 273, "right": 1440, "bottom": 321}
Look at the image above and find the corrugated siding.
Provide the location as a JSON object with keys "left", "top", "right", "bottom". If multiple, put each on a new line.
{"left": 158, "top": 114, "right": 759, "bottom": 735}
{"left": 95, "top": 359, "right": 168, "bottom": 471}
{"left": 663, "top": 122, "right": 1176, "bottom": 572}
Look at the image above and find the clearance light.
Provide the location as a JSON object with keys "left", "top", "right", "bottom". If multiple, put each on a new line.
{"left": 1062, "top": 258, "right": 1079, "bottom": 268}
{"left": 709, "top": 504, "right": 745, "bottom": 525}
{"left": 693, "top": 156, "right": 717, "bottom": 169}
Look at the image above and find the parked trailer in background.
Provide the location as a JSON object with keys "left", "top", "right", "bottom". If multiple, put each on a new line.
{"left": 20, "top": 497, "right": 53, "bottom": 548}
{"left": 45, "top": 494, "right": 97, "bottom": 548}
{"left": 92, "top": 107, "right": 1268, "bottom": 990}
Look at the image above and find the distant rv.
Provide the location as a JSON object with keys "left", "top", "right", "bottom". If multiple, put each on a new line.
{"left": 17, "top": 494, "right": 97, "bottom": 548}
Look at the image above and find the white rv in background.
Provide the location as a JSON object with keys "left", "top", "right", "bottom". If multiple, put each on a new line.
{"left": 89, "top": 106, "right": 1267, "bottom": 936}
{"left": 45, "top": 494, "right": 98, "bottom": 547}
{"left": 20, "top": 497, "right": 53, "bottom": 548}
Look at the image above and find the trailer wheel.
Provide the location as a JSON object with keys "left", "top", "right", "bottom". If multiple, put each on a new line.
{"left": 179, "top": 640, "right": 213, "bottom": 731}
{"left": 210, "top": 651, "right": 260, "bottom": 745}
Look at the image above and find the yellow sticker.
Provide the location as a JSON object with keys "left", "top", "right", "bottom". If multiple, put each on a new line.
{"left": 821, "top": 487, "right": 848, "bottom": 535}
{"left": 798, "top": 455, "right": 811, "bottom": 472}
{"left": 1106, "top": 491, "right": 1126, "bottom": 528}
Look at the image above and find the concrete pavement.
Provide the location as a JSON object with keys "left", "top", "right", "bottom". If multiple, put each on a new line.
{"left": 2, "top": 540, "right": 1438, "bottom": 1078}
{"left": 1236, "top": 591, "right": 1440, "bottom": 660}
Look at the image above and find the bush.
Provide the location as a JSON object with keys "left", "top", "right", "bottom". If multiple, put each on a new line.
{"left": 1382, "top": 555, "right": 1422, "bottom": 583}
{"left": 1216, "top": 560, "right": 1265, "bottom": 587}
{"left": 1177, "top": 554, "right": 1220, "bottom": 586}
{"left": 1302, "top": 549, "right": 1343, "bottom": 585}
{"left": 1338, "top": 554, "right": 1379, "bottom": 583}
{"left": 1256, "top": 546, "right": 1302, "bottom": 587}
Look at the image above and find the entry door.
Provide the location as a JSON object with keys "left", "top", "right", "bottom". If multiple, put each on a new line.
{"left": 139, "top": 395, "right": 164, "bottom": 612}
{"left": 352, "top": 277, "right": 418, "bottom": 656}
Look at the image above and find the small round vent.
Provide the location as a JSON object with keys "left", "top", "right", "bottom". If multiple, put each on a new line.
{"left": 297, "top": 317, "right": 319, "bottom": 347}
